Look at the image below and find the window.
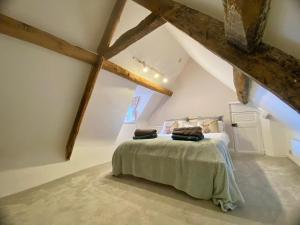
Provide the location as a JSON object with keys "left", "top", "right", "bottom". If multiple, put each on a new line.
{"left": 124, "top": 96, "right": 140, "bottom": 123}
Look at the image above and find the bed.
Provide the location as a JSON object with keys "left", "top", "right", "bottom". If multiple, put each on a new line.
{"left": 112, "top": 131, "right": 244, "bottom": 212}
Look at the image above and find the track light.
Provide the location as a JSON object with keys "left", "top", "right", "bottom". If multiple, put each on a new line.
{"left": 143, "top": 66, "right": 149, "bottom": 73}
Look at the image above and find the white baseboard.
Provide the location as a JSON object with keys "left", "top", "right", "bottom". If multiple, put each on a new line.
{"left": 288, "top": 153, "right": 300, "bottom": 167}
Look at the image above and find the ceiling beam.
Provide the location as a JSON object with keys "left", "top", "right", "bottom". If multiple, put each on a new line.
{"left": 223, "top": 0, "right": 271, "bottom": 104}
{"left": 223, "top": 0, "right": 271, "bottom": 53}
{"left": 103, "top": 60, "right": 172, "bottom": 96}
{"left": 132, "top": 0, "right": 300, "bottom": 114}
{"left": 0, "top": 13, "right": 98, "bottom": 64}
{"left": 233, "top": 67, "right": 250, "bottom": 104}
{"left": 0, "top": 13, "right": 172, "bottom": 96}
{"left": 0, "top": 5, "right": 173, "bottom": 160}
{"left": 66, "top": 0, "right": 127, "bottom": 159}
{"left": 104, "top": 13, "right": 166, "bottom": 59}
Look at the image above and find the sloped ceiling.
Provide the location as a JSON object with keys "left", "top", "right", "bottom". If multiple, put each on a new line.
{"left": 166, "top": 24, "right": 235, "bottom": 91}
{"left": 166, "top": 0, "right": 300, "bottom": 133}
{"left": 110, "top": 0, "right": 190, "bottom": 88}
{"left": 175, "top": 0, "right": 300, "bottom": 60}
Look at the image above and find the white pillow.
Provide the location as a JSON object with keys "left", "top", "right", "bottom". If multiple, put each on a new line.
{"left": 160, "top": 120, "right": 178, "bottom": 134}
{"left": 177, "top": 120, "right": 198, "bottom": 128}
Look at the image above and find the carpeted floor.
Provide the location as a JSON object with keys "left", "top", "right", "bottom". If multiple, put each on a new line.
{"left": 0, "top": 153, "right": 300, "bottom": 225}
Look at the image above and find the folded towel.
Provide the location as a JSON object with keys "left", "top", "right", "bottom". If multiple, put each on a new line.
{"left": 172, "top": 134, "right": 203, "bottom": 141}
{"left": 134, "top": 129, "right": 157, "bottom": 137}
{"left": 171, "top": 134, "right": 203, "bottom": 142}
{"left": 172, "top": 127, "right": 203, "bottom": 138}
{"left": 133, "top": 134, "right": 158, "bottom": 140}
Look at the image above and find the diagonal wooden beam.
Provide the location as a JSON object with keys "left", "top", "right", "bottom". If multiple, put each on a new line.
{"left": 0, "top": 13, "right": 172, "bottom": 96}
{"left": 103, "top": 60, "right": 172, "bottom": 96}
{"left": 0, "top": 13, "right": 98, "bottom": 64}
{"left": 132, "top": 0, "right": 300, "bottom": 114}
{"left": 104, "top": 13, "right": 166, "bottom": 59}
{"left": 66, "top": 0, "right": 127, "bottom": 159}
{"left": 223, "top": 0, "right": 272, "bottom": 104}
{"left": 0, "top": 6, "right": 173, "bottom": 160}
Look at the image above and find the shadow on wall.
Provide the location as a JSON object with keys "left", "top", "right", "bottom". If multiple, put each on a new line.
{"left": 0, "top": 147, "right": 66, "bottom": 172}
{"left": 250, "top": 82, "right": 300, "bottom": 133}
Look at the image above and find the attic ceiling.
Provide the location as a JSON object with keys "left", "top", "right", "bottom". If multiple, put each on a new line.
{"left": 110, "top": 0, "right": 190, "bottom": 88}
{"left": 0, "top": 0, "right": 299, "bottom": 159}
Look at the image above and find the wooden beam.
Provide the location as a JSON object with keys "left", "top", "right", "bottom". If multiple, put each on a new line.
{"left": 223, "top": 0, "right": 271, "bottom": 53}
{"left": 0, "top": 7, "right": 173, "bottom": 159}
{"left": 97, "top": 1, "right": 127, "bottom": 53}
{"left": 132, "top": 0, "right": 300, "bottom": 114}
{"left": 66, "top": 0, "right": 127, "bottom": 159}
{"left": 233, "top": 68, "right": 250, "bottom": 104}
{"left": 0, "top": 13, "right": 172, "bottom": 97}
{"left": 223, "top": 0, "right": 271, "bottom": 104}
{"left": 103, "top": 60, "right": 172, "bottom": 96}
{"left": 0, "top": 13, "right": 98, "bottom": 64}
{"left": 104, "top": 13, "right": 166, "bottom": 59}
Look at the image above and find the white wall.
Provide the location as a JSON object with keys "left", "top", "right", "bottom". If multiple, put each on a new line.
{"left": 0, "top": 0, "right": 139, "bottom": 197}
{"left": 166, "top": 24, "right": 235, "bottom": 91}
{"left": 77, "top": 71, "right": 136, "bottom": 145}
{"left": 0, "top": 0, "right": 116, "bottom": 52}
{"left": 0, "top": 63, "right": 136, "bottom": 198}
{"left": 0, "top": 0, "right": 189, "bottom": 197}
{"left": 149, "top": 59, "right": 237, "bottom": 145}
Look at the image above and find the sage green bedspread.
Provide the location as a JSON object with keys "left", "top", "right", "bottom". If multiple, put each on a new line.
{"left": 112, "top": 136, "right": 244, "bottom": 211}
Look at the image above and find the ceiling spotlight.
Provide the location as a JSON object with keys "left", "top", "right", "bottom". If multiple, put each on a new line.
{"left": 143, "top": 66, "right": 149, "bottom": 73}
{"left": 163, "top": 78, "right": 168, "bottom": 83}
{"left": 154, "top": 73, "right": 160, "bottom": 79}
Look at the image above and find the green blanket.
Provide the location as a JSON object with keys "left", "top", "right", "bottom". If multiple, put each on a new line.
{"left": 112, "top": 136, "right": 244, "bottom": 211}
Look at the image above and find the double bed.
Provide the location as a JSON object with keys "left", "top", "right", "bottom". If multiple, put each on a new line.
{"left": 112, "top": 131, "right": 244, "bottom": 212}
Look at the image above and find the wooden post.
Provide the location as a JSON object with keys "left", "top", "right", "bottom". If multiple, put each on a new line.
{"left": 233, "top": 68, "right": 250, "bottom": 104}
{"left": 223, "top": 0, "right": 271, "bottom": 104}
{"left": 223, "top": 0, "right": 271, "bottom": 53}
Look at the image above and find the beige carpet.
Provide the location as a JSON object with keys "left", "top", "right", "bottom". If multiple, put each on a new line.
{"left": 0, "top": 153, "right": 300, "bottom": 225}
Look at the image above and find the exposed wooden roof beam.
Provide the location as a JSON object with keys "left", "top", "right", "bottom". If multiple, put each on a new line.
{"left": 132, "top": 0, "right": 300, "bottom": 114}
{"left": 0, "top": 13, "right": 172, "bottom": 96}
{"left": 104, "top": 13, "right": 166, "bottom": 59}
{"left": 66, "top": 0, "right": 128, "bottom": 159}
{"left": 223, "top": 0, "right": 271, "bottom": 53}
{"left": 233, "top": 68, "right": 250, "bottom": 104}
{"left": 0, "top": 8, "right": 173, "bottom": 159}
{"left": 223, "top": 0, "right": 271, "bottom": 104}
{"left": 0, "top": 13, "right": 98, "bottom": 64}
{"left": 103, "top": 60, "right": 172, "bottom": 96}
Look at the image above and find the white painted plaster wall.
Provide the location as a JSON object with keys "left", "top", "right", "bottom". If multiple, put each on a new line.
{"left": 0, "top": 0, "right": 137, "bottom": 197}
{"left": 0, "top": 0, "right": 189, "bottom": 197}
{"left": 148, "top": 59, "right": 237, "bottom": 146}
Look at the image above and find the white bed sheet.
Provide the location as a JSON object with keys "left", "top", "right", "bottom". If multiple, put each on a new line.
{"left": 158, "top": 132, "right": 230, "bottom": 147}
